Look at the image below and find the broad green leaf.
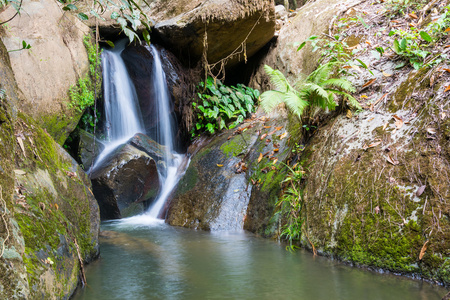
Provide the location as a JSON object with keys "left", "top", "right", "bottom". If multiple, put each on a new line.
{"left": 419, "top": 31, "right": 432, "bottom": 42}
{"left": 393, "top": 39, "right": 401, "bottom": 54}
{"left": 400, "top": 38, "right": 407, "bottom": 51}
{"left": 77, "top": 13, "right": 89, "bottom": 21}
{"left": 142, "top": 29, "right": 151, "bottom": 45}
{"left": 63, "top": 4, "right": 77, "bottom": 11}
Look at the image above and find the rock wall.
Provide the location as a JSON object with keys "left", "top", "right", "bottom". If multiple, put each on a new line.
{"left": 0, "top": 0, "right": 91, "bottom": 144}
{"left": 0, "top": 37, "right": 99, "bottom": 299}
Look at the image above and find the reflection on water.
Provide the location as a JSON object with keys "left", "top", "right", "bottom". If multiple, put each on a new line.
{"left": 74, "top": 221, "right": 447, "bottom": 300}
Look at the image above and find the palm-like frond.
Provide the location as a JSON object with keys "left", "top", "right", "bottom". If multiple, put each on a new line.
{"left": 307, "top": 62, "right": 334, "bottom": 84}
{"left": 264, "top": 65, "right": 291, "bottom": 93}
{"left": 327, "top": 89, "right": 361, "bottom": 109}
{"left": 322, "top": 78, "right": 356, "bottom": 93}
{"left": 260, "top": 90, "right": 286, "bottom": 114}
{"left": 283, "top": 91, "right": 309, "bottom": 119}
{"left": 301, "top": 83, "right": 331, "bottom": 109}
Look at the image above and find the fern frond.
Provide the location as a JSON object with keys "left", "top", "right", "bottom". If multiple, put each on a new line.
{"left": 283, "top": 91, "right": 309, "bottom": 119}
{"left": 302, "top": 83, "right": 330, "bottom": 109}
{"left": 326, "top": 89, "right": 361, "bottom": 109}
{"left": 322, "top": 78, "right": 356, "bottom": 93}
{"left": 264, "top": 65, "right": 291, "bottom": 92}
{"left": 260, "top": 90, "right": 285, "bottom": 114}
{"left": 307, "top": 62, "right": 334, "bottom": 84}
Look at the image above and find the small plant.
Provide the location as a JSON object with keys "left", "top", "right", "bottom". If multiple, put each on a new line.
{"left": 261, "top": 62, "right": 360, "bottom": 119}
{"left": 191, "top": 77, "right": 259, "bottom": 136}
{"left": 68, "top": 35, "right": 102, "bottom": 112}
{"left": 389, "top": 28, "right": 432, "bottom": 70}
{"left": 276, "top": 163, "right": 306, "bottom": 252}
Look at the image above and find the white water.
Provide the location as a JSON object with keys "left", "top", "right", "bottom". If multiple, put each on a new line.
{"left": 92, "top": 43, "right": 186, "bottom": 221}
{"left": 89, "top": 41, "right": 145, "bottom": 172}
{"left": 146, "top": 45, "right": 184, "bottom": 219}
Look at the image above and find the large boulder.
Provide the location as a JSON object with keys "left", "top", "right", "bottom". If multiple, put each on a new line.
{"left": 249, "top": 0, "right": 362, "bottom": 90}
{"left": 167, "top": 110, "right": 295, "bottom": 232}
{"left": 90, "top": 135, "right": 162, "bottom": 220}
{"left": 153, "top": 0, "right": 276, "bottom": 69}
{"left": 300, "top": 66, "right": 450, "bottom": 285}
{"left": 0, "top": 39, "right": 100, "bottom": 299}
{"left": 0, "top": 0, "right": 92, "bottom": 144}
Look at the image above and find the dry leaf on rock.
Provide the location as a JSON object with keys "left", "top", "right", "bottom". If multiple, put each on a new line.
{"left": 419, "top": 240, "right": 429, "bottom": 260}
{"left": 416, "top": 185, "right": 426, "bottom": 196}
{"left": 386, "top": 154, "right": 399, "bottom": 165}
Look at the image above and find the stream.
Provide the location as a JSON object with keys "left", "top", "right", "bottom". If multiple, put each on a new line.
{"left": 73, "top": 220, "right": 445, "bottom": 300}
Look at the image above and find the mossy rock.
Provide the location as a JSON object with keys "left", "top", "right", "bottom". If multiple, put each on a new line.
{"left": 167, "top": 111, "right": 293, "bottom": 233}
{"left": 12, "top": 111, "right": 100, "bottom": 299}
{"left": 300, "top": 68, "right": 450, "bottom": 285}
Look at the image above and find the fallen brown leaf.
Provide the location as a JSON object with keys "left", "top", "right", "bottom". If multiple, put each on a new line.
{"left": 386, "top": 154, "right": 399, "bottom": 165}
{"left": 217, "top": 164, "right": 224, "bottom": 167}
{"left": 260, "top": 133, "right": 268, "bottom": 140}
{"left": 409, "top": 12, "right": 418, "bottom": 19}
{"left": 393, "top": 115, "right": 404, "bottom": 129}
{"left": 419, "top": 240, "right": 429, "bottom": 260}
{"left": 362, "top": 78, "right": 376, "bottom": 88}
{"left": 370, "top": 93, "right": 388, "bottom": 111}
{"left": 445, "top": 85, "right": 450, "bottom": 92}
{"left": 257, "top": 153, "right": 263, "bottom": 163}
{"left": 279, "top": 132, "right": 288, "bottom": 140}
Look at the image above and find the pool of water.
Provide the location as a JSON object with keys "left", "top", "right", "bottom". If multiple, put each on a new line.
{"left": 73, "top": 218, "right": 447, "bottom": 300}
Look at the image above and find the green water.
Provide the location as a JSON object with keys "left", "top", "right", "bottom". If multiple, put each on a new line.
{"left": 73, "top": 219, "right": 447, "bottom": 300}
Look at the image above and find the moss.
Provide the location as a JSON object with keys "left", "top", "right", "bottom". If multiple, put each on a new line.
{"left": 12, "top": 111, "right": 98, "bottom": 298}
{"left": 175, "top": 166, "right": 199, "bottom": 196}
{"left": 220, "top": 134, "right": 248, "bottom": 158}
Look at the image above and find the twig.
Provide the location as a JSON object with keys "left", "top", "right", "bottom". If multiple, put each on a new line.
{"left": 73, "top": 238, "right": 87, "bottom": 286}
{"left": 0, "top": 0, "right": 23, "bottom": 25}
{"left": 0, "top": 186, "right": 10, "bottom": 258}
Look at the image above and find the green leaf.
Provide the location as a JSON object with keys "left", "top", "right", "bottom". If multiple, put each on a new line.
{"left": 393, "top": 39, "right": 401, "bottom": 54}
{"left": 63, "top": 4, "right": 77, "bottom": 11}
{"left": 297, "top": 41, "right": 307, "bottom": 51}
{"left": 142, "top": 29, "right": 151, "bottom": 45}
{"left": 419, "top": 31, "right": 432, "bottom": 42}
{"left": 357, "top": 15, "right": 369, "bottom": 29}
{"left": 77, "top": 12, "right": 89, "bottom": 21}
{"left": 106, "top": 40, "right": 115, "bottom": 48}
{"left": 90, "top": 9, "right": 105, "bottom": 21}
{"left": 400, "top": 38, "right": 407, "bottom": 51}
{"left": 123, "top": 27, "right": 138, "bottom": 43}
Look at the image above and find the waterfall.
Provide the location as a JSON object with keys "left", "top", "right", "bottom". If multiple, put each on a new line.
{"left": 89, "top": 40, "right": 145, "bottom": 172}
{"left": 146, "top": 45, "right": 184, "bottom": 219}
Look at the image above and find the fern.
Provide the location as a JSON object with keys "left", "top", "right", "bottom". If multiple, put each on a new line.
{"left": 260, "top": 62, "right": 358, "bottom": 119}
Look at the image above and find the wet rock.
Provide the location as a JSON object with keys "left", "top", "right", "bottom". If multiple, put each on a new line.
{"left": 90, "top": 142, "right": 160, "bottom": 220}
{"left": 167, "top": 110, "right": 293, "bottom": 232}
{"left": 78, "top": 129, "right": 106, "bottom": 169}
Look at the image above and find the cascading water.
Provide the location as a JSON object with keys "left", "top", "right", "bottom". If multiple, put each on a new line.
{"left": 89, "top": 40, "right": 145, "bottom": 172}
{"left": 146, "top": 45, "right": 184, "bottom": 219}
